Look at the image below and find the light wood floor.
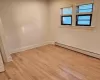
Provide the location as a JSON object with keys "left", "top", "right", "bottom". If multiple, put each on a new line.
{"left": 0, "top": 45, "right": 100, "bottom": 80}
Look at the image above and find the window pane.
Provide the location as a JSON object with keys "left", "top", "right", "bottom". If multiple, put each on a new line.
{"left": 79, "top": 9, "right": 92, "bottom": 13}
{"left": 63, "top": 7, "right": 72, "bottom": 15}
{"left": 62, "top": 16, "right": 71, "bottom": 24}
{"left": 78, "top": 15, "right": 90, "bottom": 20}
{"left": 76, "top": 14, "right": 92, "bottom": 26}
{"left": 79, "top": 4, "right": 93, "bottom": 9}
{"left": 78, "top": 21, "right": 90, "bottom": 25}
{"left": 77, "top": 4, "right": 93, "bottom": 13}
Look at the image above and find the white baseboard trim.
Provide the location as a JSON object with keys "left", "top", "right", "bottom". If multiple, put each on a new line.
{"left": 55, "top": 42, "right": 100, "bottom": 59}
{"left": 11, "top": 41, "right": 54, "bottom": 54}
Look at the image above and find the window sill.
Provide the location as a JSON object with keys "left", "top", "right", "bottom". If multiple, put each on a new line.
{"left": 59, "top": 25, "right": 95, "bottom": 30}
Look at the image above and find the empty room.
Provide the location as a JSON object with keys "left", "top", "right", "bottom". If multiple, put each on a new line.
{"left": 0, "top": 0, "right": 100, "bottom": 80}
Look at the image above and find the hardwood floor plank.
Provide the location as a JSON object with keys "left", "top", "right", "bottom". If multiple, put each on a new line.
{"left": 0, "top": 45, "right": 100, "bottom": 80}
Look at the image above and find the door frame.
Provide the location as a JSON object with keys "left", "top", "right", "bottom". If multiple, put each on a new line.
{"left": 0, "top": 18, "right": 12, "bottom": 62}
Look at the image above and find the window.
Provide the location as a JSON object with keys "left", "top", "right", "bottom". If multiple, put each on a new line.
{"left": 76, "top": 3, "right": 93, "bottom": 26}
{"left": 77, "top": 4, "right": 93, "bottom": 13}
{"left": 62, "top": 7, "right": 72, "bottom": 15}
{"left": 76, "top": 14, "right": 92, "bottom": 26}
{"left": 61, "top": 16, "right": 72, "bottom": 25}
{"left": 61, "top": 7, "right": 72, "bottom": 25}
{"left": 60, "top": 3, "right": 94, "bottom": 27}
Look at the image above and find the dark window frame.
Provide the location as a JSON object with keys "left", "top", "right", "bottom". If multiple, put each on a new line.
{"left": 61, "top": 15, "right": 72, "bottom": 25}
{"left": 76, "top": 14, "right": 92, "bottom": 26}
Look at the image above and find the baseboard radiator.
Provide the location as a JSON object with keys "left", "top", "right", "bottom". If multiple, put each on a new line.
{"left": 55, "top": 42, "right": 100, "bottom": 59}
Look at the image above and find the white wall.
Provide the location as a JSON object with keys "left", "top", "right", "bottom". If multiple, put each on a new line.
{"left": 0, "top": 0, "right": 49, "bottom": 53}
{"left": 49, "top": 0, "right": 100, "bottom": 54}
{"left": 0, "top": 0, "right": 100, "bottom": 56}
